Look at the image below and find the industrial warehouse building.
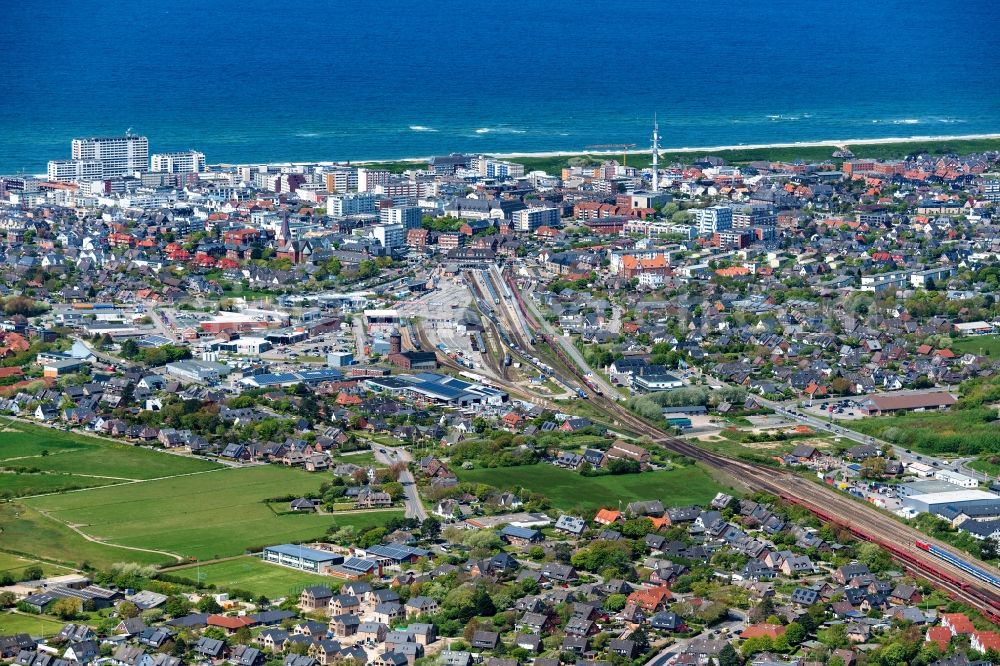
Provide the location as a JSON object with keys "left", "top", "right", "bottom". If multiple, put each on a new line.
{"left": 363, "top": 372, "right": 507, "bottom": 407}
{"left": 262, "top": 544, "right": 343, "bottom": 573}
{"left": 901, "top": 489, "right": 1000, "bottom": 517}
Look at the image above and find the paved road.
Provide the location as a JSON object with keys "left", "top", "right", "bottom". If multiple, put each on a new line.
{"left": 74, "top": 336, "right": 138, "bottom": 371}
{"left": 644, "top": 614, "right": 744, "bottom": 666}
{"left": 371, "top": 443, "right": 427, "bottom": 522}
{"left": 147, "top": 307, "right": 178, "bottom": 342}
{"left": 352, "top": 317, "right": 368, "bottom": 362}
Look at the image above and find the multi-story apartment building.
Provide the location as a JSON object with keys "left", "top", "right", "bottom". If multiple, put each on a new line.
{"left": 358, "top": 168, "right": 391, "bottom": 192}
{"left": 71, "top": 135, "right": 148, "bottom": 170}
{"left": 695, "top": 205, "right": 733, "bottom": 235}
{"left": 380, "top": 206, "right": 422, "bottom": 229}
{"left": 47, "top": 159, "right": 104, "bottom": 182}
{"left": 372, "top": 224, "right": 404, "bottom": 251}
{"left": 48, "top": 134, "right": 149, "bottom": 181}
{"left": 151, "top": 151, "right": 205, "bottom": 173}
{"left": 732, "top": 205, "right": 776, "bottom": 229}
{"left": 470, "top": 155, "right": 525, "bottom": 179}
{"left": 327, "top": 192, "right": 377, "bottom": 217}
{"left": 324, "top": 168, "right": 358, "bottom": 193}
{"left": 513, "top": 207, "right": 559, "bottom": 232}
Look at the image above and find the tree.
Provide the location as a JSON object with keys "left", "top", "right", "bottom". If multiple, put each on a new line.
{"left": 0, "top": 591, "right": 16, "bottom": 608}
{"left": 22, "top": 565, "right": 43, "bottom": 581}
{"left": 741, "top": 637, "right": 773, "bottom": 658}
{"left": 784, "top": 622, "right": 806, "bottom": 646}
{"left": 632, "top": 626, "right": 649, "bottom": 654}
{"left": 421, "top": 517, "right": 441, "bottom": 540}
{"left": 171, "top": 637, "right": 187, "bottom": 657}
{"left": 860, "top": 457, "right": 887, "bottom": 479}
{"left": 51, "top": 597, "right": 82, "bottom": 619}
{"left": 120, "top": 338, "right": 139, "bottom": 358}
{"left": 463, "top": 618, "right": 480, "bottom": 643}
{"left": 719, "top": 643, "right": 742, "bottom": 666}
{"left": 197, "top": 596, "right": 223, "bottom": 613}
{"left": 749, "top": 596, "right": 775, "bottom": 624}
{"left": 473, "top": 586, "right": 496, "bottom": 616}
{"left": 604, "top": 594, "right": 627, "bottom": 612}
{"left": 203, "top": 627, "right": 227, "bottom": 642}
{"left": 620, "top": 517, "right": 654, "bottom": 539}
{"left": 117, "top": 601, "right": 141, "bottom": 618}
{"left": 857, "top": 542, "right": 892, "bottom": 573}
{"left": 233, "top": 626, "right": 253, "bottom": 645}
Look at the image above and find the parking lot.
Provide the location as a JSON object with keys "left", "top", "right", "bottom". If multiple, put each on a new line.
{"left": 802, "top": 397, "right": 866, "bottom": 421}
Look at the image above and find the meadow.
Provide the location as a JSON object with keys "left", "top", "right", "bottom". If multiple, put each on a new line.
{"left": 849, "top": 407, "right": 1000, "bottom": 456}
{"left": 457, "top": 463, "right": 724, "bottom": 513}
{"left": 168, "top": 556, "right": 338, "bottom": 599}
{"left": 0, "top": 471, "right": 121, "bottom": 497}
{"left": 0, "top": 611, "right": 69, "bottom": 637}
{"left": 0, "top": 552, "right": 73, "bottom": 580}
{"left": 0, "top": 502, "right": 168, "bottom": 569}
{"left": 951, "top": 334, "right": 1000, "bottom": 358}
{"left": 0, "top": 421, "right": 221, "bottom": 497}
{"left": 25, "top": 465, "right": 400, "bottom": 563}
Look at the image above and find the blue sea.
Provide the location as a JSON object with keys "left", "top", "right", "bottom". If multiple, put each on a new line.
{"left": 1, "top": 0, "right": 998, "bottom": 173}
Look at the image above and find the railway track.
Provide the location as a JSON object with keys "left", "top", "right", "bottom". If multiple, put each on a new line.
{"left": 410, "top": 318, "right": 558, "bottom": 410}
{"left": 501, "top": 273, "right": 1000, "bottom": 618}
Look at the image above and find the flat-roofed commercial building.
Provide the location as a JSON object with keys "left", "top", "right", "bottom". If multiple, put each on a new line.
{"left": 151, "top": 150, "right": 205, "bottom": 173}
{"left": 263, "top": 544, "right": 343, "bottom": 573}
{"left": 859, "top": 392, "right": 956, "bottom": 415}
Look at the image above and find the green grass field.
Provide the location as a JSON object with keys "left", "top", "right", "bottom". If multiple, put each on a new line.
{"left": 849, "top": 408, "right": 1000, "bottom": 456}
{"left": 0, "top": 552, "right": 73, "bottom": 580}
{"left": 0, "top": 502, "right": 168, "bottom": 569}
{"left": 168, "top": 556, "right": 338, "bottom": 599}
{"left": 0, "top": 421, "right": 221, "bottom": 482}
{"left": 968, "top": 457, "right": 1000, "bottom": 477}
{"left": 0, "top": 611, "right": 71, "bottom": 637}
{"left": 456, "top": 463, "right": 724, "bottom": 513}
{"left": 26, "top": 466, "right": 401, "bottom": 562}
{"left": 332, "top": 451, "right": 378, "bottom": 467}
{"left": 1, "top": 471, "right": 123, "bottom": 497}
{"left": 0, "top": 422, "right": 93, "bottom": 459}
{"left": 951, "top": 334, "right": 1000, "bottom": 358}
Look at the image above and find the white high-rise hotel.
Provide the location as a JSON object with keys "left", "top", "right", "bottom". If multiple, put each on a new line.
{"left": 48, "top": 134, "right": 149, "bottom": 181}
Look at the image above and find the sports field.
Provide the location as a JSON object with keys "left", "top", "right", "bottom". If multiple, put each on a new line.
{"left": 0, "top": 421, "right": 221, "bottom": 497}
{"left": 25, "top": 465, "right": 400, "bottom": 562}
{"left": 168, "top": 556, "right": 338, "bottom": 599}
{"left": 456, "top": 463, "right": 724, "bottom": 513}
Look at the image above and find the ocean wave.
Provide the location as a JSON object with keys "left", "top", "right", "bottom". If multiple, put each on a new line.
{"left": 766, "top": 114, "right": 802, "bottom": 121}
{"left": 475, "top": 127, "right": 526, "bottom": 134}
{"left": 409, "top": 125, "right": 437, "bottom": 132}
{"left": 295, "top": 132, "right": 320, "bottom": 137}
{"left": 891, "top": 119, "right": 921, "bottom": 125}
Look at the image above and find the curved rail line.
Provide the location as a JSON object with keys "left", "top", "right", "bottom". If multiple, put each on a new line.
{"left": 502, "top": 271, "right": 1000, "bottom": 619}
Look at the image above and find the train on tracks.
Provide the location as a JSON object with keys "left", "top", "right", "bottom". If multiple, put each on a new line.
{"left": 915, "top": 539, "right": 1000, "bottom": 590}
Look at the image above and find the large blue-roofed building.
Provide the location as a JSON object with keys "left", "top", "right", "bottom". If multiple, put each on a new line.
{"left": 262, "top": 544, "right": 344, "bottom": 573}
